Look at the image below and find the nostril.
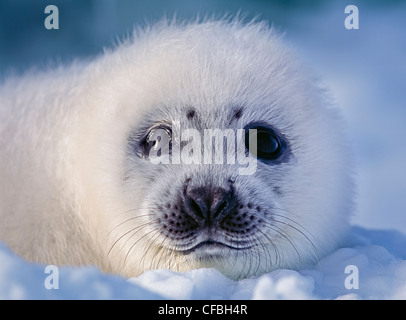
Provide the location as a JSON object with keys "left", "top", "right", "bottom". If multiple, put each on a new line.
{"left": 188, "top": 198, "right": 207, "bottom": 221}
{"left": 213, "top": 200, "right": 227, "bottom": 219}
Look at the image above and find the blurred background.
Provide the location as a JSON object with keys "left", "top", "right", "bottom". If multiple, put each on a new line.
{"left": 0, "top": 0, "right": 405, "bottom": 234}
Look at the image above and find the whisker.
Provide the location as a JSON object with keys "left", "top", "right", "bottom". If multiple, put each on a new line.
{"left": 124, "top": 227, "right": 158, "bottom": 265}
{"left": 107, "top": 212, "right": 154, "bottom": 238}
{"left": 259, "top": 230, "right": 279, "bottom": 271}
{"left": 270, "top": 208, "right": 317, "bottom": 242}
{"left": 252, "top": 226, "right": 280, "bottom": 272}
{"left": 270, "top": 217, "right": 319, "bottom": 264}
{"left": 152, "top": 234, "right": 170, "bottom": 270}
{"left": 261, "top": 221, "right": 302, "bottom": 262}
{"left": 139, "top": 228, "right": 162, "bottom": 270}
{"left": 108, "top": 220, "right": 154, "bottom": 256}
{"left": 250, "top": 236, "right": 262, "bottom": 277}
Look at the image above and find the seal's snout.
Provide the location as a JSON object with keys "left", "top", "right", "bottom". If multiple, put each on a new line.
{"left": 156, "top": 179, "right": 267, "bottom": 244}
{"left": 184, "top": 186, "right": 236, "bottom": 227}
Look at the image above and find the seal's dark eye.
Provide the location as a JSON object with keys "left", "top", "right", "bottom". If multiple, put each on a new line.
{"left": 141, "top": 125, "right": 172, "bottom": 158}
{"left": 245, "top": 124, "right": 285, "bottom": 160}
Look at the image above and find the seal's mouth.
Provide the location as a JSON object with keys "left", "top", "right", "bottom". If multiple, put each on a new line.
{"left": 178, "top": 239, "right": 252, "bottom": 255}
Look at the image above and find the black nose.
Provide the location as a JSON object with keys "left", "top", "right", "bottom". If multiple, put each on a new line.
{"left": 184, "top": 186, "right": 236, "bottom": 227}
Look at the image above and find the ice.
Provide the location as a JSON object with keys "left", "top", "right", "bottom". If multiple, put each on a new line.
{"left": 1, "top": 226, "right": 405, "bottom": 300}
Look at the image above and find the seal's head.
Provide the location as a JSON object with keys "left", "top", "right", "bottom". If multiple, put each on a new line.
{"left": 79, "top": 19, "right": 353, "bottom": 280}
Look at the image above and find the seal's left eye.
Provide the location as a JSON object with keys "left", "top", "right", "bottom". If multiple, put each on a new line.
{"left": 141, "top": 126, "right": 172, "bottom": 158}
{"left": 245, "top": 124, "right": 286, "bottom": 160}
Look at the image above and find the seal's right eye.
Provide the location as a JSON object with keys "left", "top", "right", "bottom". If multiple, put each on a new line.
{"left": 140, "top": 126, "right": 172, "bottom": 158}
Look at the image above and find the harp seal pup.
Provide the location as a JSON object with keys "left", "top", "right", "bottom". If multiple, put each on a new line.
{"left": 0, "top": 18, "right": 354, "bottom": 280}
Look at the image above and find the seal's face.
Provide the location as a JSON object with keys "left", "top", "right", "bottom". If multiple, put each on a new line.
{"left": 124, "top": 104, "right": 303, "bottom": 279}
{"left": 118, "top": 95, "right": 330, "bottom": 280}
{"left": 102, "top": 22, "right": 352, "bottom": 280}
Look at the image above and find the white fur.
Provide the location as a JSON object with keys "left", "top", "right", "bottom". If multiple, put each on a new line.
{"left": 0, "top": 18, "right": 354, "bottom": 280}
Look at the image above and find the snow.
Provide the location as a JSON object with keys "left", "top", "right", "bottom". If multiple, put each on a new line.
{"left": 1, "top": 226, "right": 405, "bottom": 300}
